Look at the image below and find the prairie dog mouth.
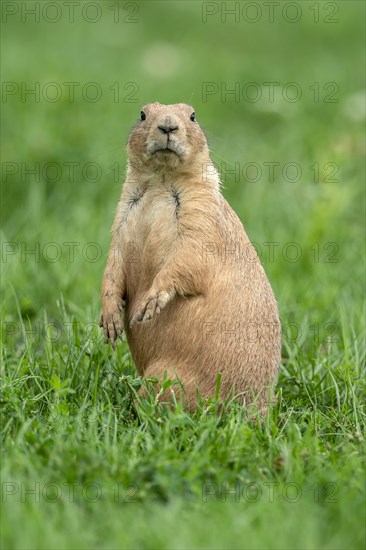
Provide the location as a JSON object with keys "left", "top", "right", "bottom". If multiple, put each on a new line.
{"left": 154, "top": 147, "right": 176, "bottom": 154}
{"left": 149, "top": 140, "right": 184, "bottom": 157}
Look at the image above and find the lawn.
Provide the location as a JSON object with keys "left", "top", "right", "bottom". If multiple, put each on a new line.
{"left": 1, "top": 1, "right": 365, "bottom": 549}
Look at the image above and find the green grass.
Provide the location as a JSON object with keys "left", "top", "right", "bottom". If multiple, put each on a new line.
{"left": 1, "top": 1, "right": 365, "bottom": 549}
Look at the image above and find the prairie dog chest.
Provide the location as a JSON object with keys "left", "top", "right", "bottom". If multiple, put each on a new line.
{"left": 120, "top": 183, "right": 181, "bottom": 255}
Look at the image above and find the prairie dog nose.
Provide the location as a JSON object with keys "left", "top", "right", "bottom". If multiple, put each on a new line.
{"left": 157, "top": 115, "right": 179, "bottom": 134}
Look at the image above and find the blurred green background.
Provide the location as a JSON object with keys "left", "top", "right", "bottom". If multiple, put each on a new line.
{"left": 1, "top": 0, "right": 364, "bottom": 325}
{"left": 1, "top": 1, "right": 365, "bottom": 549}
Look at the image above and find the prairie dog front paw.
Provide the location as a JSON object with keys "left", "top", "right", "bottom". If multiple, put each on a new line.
{"left": 130, "top": 289, "right": 174, "bottom": 327}
{"left": 100, "top": 297, "right": 125, "bottom": 348}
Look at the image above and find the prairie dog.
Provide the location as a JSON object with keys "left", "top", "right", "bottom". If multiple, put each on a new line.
{"left": 100, "top": 102, "right": 281, "bottom": 413}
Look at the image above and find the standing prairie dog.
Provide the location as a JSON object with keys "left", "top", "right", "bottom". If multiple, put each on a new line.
{"left": 100, "top": 102, "right": 281, "bottom": 413}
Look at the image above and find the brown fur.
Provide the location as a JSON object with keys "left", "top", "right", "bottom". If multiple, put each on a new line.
{"left": 100, "top": 102, "right": 281, "bottom": 413}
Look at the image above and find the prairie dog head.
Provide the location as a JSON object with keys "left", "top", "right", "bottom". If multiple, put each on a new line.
{"left": 127, "top": 102, "right": 209, "bottom": 174}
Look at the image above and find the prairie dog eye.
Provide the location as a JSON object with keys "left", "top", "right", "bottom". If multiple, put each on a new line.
{"left": 190, "top": 112, "right": 196, "bottom": 122}
{"left": 140, "top": 111, "right": 146, "bottom": 121}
